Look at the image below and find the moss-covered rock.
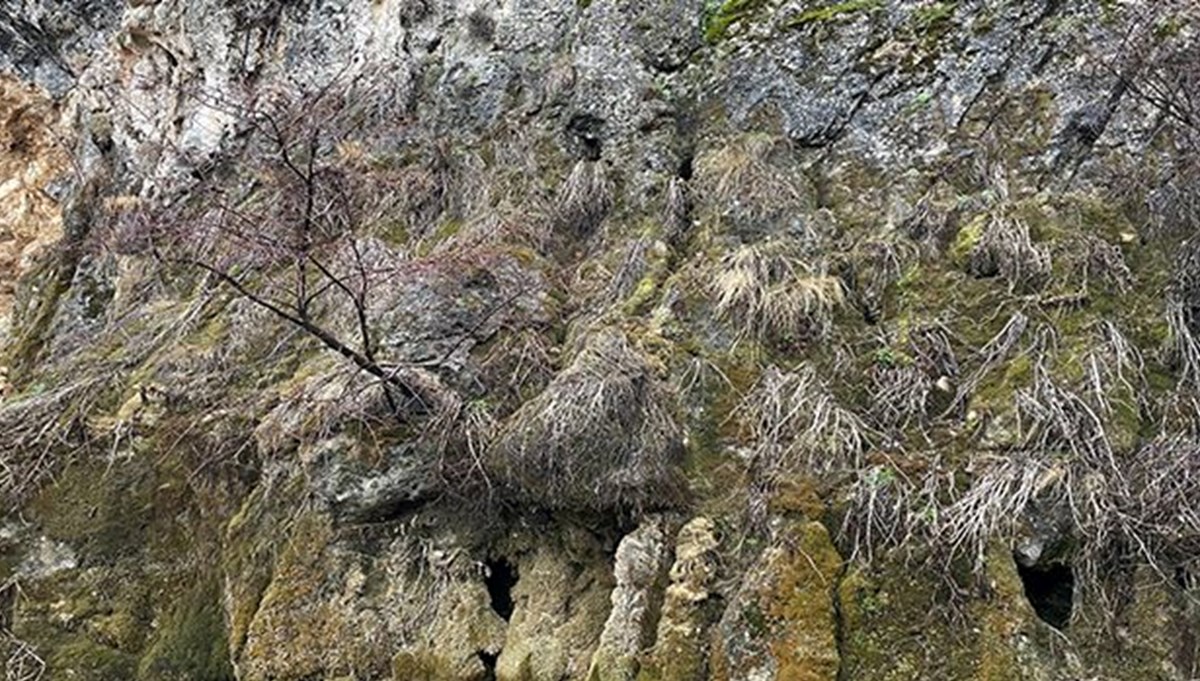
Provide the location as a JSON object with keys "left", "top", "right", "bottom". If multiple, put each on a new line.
{"left": 496, "top": 533, "right": 614, "bottom": 681}
{"left": 587, "top": 518, "right": 671, "bottom": 681}
{"left": 4, "top": 1, "right": 1200, "bottom": 680}
{"left": 136, "top": 576, "right": 235, "bottom": 681}
{"left": 712, "top": 520, "right": 842, "bottom": 681}
{"left": 48, "top": 638, "right": 138, "bottom": 680}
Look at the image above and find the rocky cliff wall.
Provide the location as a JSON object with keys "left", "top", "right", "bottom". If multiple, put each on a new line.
{"left": 1, "top": 0, "right": 1198, "bottom": 679}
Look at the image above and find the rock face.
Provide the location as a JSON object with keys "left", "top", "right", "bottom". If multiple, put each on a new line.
{"left": 2, "top": 0, "right": 1200, "bottom": 680}
{"left": 0, "top": 77, "right": 66, "bottom": 348}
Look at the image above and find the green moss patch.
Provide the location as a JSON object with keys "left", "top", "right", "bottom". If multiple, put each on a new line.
{"left": 703, "top": 0, "right": 768, "bottom": 43}
{"left": 49, "top": 639, "right": 138, "bottom": 681}
{"left": 137, "top": 576, "right": 235, "bottom": 681}
{"left": 787, "top": 0, "right": 883, "bottom": 28}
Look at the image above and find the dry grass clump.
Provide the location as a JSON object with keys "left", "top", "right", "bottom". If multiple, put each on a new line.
{"left": 1067, "top": 437, "right": 1200, "bottom": 616}
{"left": 935, "top": 433, "right": 1200, "bottom": 619}
{"left": 923, "top": 331, "right": 1197, "bottom": 619}
{"left": 967, "top": 215, "right": 1051, "bottom": 293}
{"left": 360, "top": 145, "right": 457, "bottom": 243}
{"left": 488, "top": 330, "right": 686, "bottom": 513}
{"left": 867, "top": 363, "right": 932, "bottom": 435}
{"left": 1108, "top": 436, "right": 1200, "bottom": 572}
{"left": 735, "top": 364, "right": 870, "bottom": 527}
{"left": 737, "top": 364, "right": 869, "bottom": 477}
{"left": 839, "top": 456, "right": 945, "bottom": 564}
{"left": 941, "top": 311, "right": 1029, "bottom": 418}
{"left": 477, "top": 327, "right": 556, "bottom": 405}
{"left": 828, "top": 319, "right": 1185, "bottom": 602}
{"left": 1167, "top": 238, "right": 1200, "bottom": 392}
{"left": 555, "top": 160, "right": 613, "bottom": 236}
{"left": 1039, "top": 231, "right": 1133, "bottom": 310}
{"left": 1081, "top": 321, "right": 1149, "bottom": 422}
{"left": 908, "top": 322, "right": 959, "bottom": 382}
{"left": 0, "top": 376, "right": 110, "bottom": 508}
{"left": 1, "top": 584, "right": 45, "bottom": 681}
{"left": 423, "top": 392, "right": 500, "bottom": 495}
{"left": 936, "top": 453, "right": 1057, "bottom": 571}
{"left": 1079, "top": 234, "right": 1133, "bottom": 295}
{"left": 254, "top": 362, "right": 453, "bottom": 456}
{"left": 711, "top": 237, "right": 845, "bottom": 347}
{"left": 902, "top": 190, "right": 964, "bottom": 257}
{"left": 606, "top": 237, "right": 652, "bottom": 304}
{"left": 844, "top": 237, "right": 911, "bottom": 324}
{"left": 692, "top": 133, "right": 812, "bottom": 233}
{"left": 1015, "top": 353, "right": 1114, "bottom": 467}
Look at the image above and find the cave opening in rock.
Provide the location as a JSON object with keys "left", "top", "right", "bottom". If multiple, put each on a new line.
{"left": 477, "top": 651, "right": 498, "bottom": 681}
{"left": 678, "top": 154, "right": 694, "bottom": 180}
{"left": 1015, "top": 559, "right": 1075, "bottom": 629}
{"left": 1176, "top": 566, "right": 1194, "bottom": 591}
{"left": 485, "top": 558, "right": 518, "bottom": 621}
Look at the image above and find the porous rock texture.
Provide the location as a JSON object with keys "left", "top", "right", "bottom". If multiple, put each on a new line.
{"left": 1, "top": 0, "right": 1199, "bottom": 679}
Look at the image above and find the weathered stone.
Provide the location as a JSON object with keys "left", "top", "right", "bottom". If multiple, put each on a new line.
{"left": 587, "top": 517, "right": 671, "bottom": 681}
{"left": 496, "top": 533, "right": 613, "bottom": 681}
{"left": 2, "top": 1, "right": 1200, "bottom": 679}
{"left": 638, "top": 517, "right": 720, "bottom": 681}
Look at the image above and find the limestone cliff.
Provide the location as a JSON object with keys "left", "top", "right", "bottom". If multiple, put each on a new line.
{"left": 1, "top": 1, "right": 1198, "bottom": 679}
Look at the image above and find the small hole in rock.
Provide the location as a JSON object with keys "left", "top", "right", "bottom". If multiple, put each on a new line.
{"left": 677, "top": 154, "right": 694, "bottom": 180}
{"left": 1176, "top": 567, "right": 1194, "bottom": 591}
{"left": 567, "top": 114, "right": 605, "bottom": 161}
{"left": 477, "top": 651, "right": 498, "bottom": 681}
{"left": 484, "top": 558, "right": 518, "bottom": 621}
{"left": 1015, "top": 558, "right": 1074, "bottom": 629}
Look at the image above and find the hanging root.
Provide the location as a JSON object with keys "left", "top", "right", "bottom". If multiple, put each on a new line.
{"left": 555, "top": 160, "right": 613, "bottom": 235}
{"left": 867, "top": 364, "right": 932, "bottom": 435}
{"left": 941, "top": 312, "right": 1029, "bottom": 418}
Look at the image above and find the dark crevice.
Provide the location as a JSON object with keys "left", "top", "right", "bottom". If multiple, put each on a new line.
{"left": 1176, "top": 566, "right": 1194, "bottom": 591}
{"left": 832, "top": 561, "right": 849, "bottom": 681}
{"left": 677, "top": 154, "right": 694, "bottom": 181}
{"left": 567, "top": 114, "right": 605, "bottom": 161}
{"left": 477, "top": 651, "right": 498, "bottom": 681}
{"left": 1015, "top": 558, "right": 1074, "bottom": 630}
{"left": 484, "top": 558, "right": 518, "bottom": 621}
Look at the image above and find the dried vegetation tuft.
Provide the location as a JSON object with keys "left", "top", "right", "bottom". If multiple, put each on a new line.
{"left": 489, "top": 330, "right": 687, "bottom": 513}
{"left": 711, "top": 237, "right": 845, "bottom": 347}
